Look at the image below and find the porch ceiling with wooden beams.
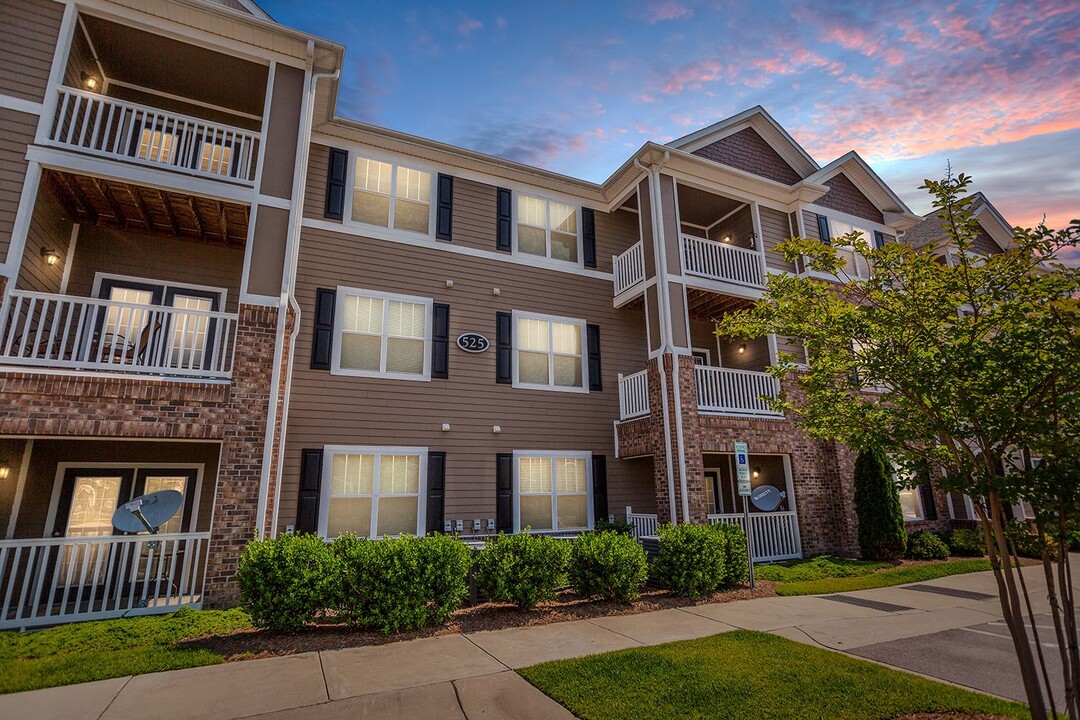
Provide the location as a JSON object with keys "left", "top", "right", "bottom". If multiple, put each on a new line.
{"left": 686, "top": 288, "right": 754, "bottom": 321}
{"left": 42, "top": 170, "right": 249, "bottom": 248}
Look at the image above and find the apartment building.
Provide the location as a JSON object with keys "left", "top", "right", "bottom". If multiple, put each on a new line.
{"left": 0, "top": 0, "right": 989, "bottom": 629}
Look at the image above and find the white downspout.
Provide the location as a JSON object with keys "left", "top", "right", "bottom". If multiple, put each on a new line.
{"left": 634, "top": 154, "right": 677, "bottom": 525}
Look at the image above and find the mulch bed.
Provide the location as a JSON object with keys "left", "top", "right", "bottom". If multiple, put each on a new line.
{"left": 187, "top": 581, "right": 778, "bottom": 660}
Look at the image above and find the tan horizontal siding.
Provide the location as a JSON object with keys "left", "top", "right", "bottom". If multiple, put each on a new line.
{"left": 0, "top": 0, "right": 63, "bottom": 103}
{"left": 304, "top": 143, "right": 332, "bottom": 220}
{"left": 776, "top": 336, "right": 806, "bottom": 365}
{"left": 16, "top": 185, "right": 71, "bottom": 293}
{"left": 802, "top": 210, "right": 822, "bottom": 241}
{"left": 280, "top": 226, "right": 649, "bottom": 529}
{"left": 450, "top": 176, "right": 497, "bottom": 252}
{"left": 760, "top": 206, "right": 796, "bottom": 272}
{"left": 594, "top": 207, "right": 640, "bottom": 274}
{"left": 0, "top": 108, "right": 39, "bottom": 262}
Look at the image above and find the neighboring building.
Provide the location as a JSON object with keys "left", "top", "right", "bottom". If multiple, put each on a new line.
{"left": 2, "top": 0, "right": 987, "bottom": 630}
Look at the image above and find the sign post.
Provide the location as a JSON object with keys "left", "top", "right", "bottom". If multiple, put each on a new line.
{"left": 734, "top": 441, "right": 754, "bottom": 589}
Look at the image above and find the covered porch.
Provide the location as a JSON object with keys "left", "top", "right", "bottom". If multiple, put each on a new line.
{"left": 0, "top": 438, "right": 219, "bottom": 629}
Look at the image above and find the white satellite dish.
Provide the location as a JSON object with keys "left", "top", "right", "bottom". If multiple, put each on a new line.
{"left": 112, "top": 489, "right": 183, "bottom": 534}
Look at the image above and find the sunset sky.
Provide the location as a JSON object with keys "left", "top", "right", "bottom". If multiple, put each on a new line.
{"left": 263, "top": 0, "right": 1079, "bottom": 257}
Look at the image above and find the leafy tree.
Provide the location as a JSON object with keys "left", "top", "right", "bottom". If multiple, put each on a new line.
{"left": 716, "top": 171, "right": 1079, "bottom": 720}
{"left": 852, "top": 446, "right": 907, "bottom": 560}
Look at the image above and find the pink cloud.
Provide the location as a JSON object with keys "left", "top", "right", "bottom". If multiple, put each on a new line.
{"left": 457, "top": 18, "right": 482, "bottom": 36}
{"left": 645, "top": 1, "right": 694, "bottom": 23}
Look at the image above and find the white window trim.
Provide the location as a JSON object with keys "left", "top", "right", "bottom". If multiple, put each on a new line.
{"left": 511, "top": 309, "right": 589, "bottom": 394}
{"left": 318, "top": 445, "right": 428, "bottom": 540}
{"left": 331, "top": 286, "right": 434, "bottom": 381}
{"left": 512, "top": 450, "right": 593, "bottom": 533}
{"left": 802, "top": 209, "right": 891, "bottom": 282}
{"left": 512, "top": 191, "right": 584, "bottom": 267}
{"left": 346, "top": 154, "right": 437, "bottom": 237}
{"left": 898, "top": 485, "right": 925, "bottom": 522}
{"left": 91, "top": 273, "right": 228, "bottom": 308}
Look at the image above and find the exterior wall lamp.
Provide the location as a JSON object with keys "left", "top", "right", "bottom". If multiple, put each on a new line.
{"left": 41, "top": 248, "right": 61, "bottom": 266}
{"left": 752, "top": 467, "right": 761, "bottom": 479}
{"left": 738, "top": 343, "right": 746, "bottom": 354}
{"left": 0, "top": 465, "right": 10, "bottom": 480}
{"left": 81, "top": 72, "right": 100, "bottom": 92}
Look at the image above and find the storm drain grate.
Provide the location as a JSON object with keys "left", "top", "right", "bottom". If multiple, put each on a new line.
{"left": 904, "top": 584, "right": 995, "bottom": 601}
{"left": 823, "top": 594, "right": 914, "bottom": 613}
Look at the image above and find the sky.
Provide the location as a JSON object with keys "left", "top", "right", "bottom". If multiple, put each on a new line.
{"left": 261, "top": 0, "right": 1079, "bottom": 259}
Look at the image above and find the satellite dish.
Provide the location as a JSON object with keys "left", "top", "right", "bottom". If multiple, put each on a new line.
{"left": 112, "top": 489, "right": 183, "bottom": 534}
{"left": 750, "top": 485, "right": 786, "bottom": 512}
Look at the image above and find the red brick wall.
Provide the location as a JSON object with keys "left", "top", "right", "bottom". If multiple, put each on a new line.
{"left": 691, "top": 128, "right": 803, "bottom": 185}
{"left": 813, "top": 173, "right": 884, "bottom": 224}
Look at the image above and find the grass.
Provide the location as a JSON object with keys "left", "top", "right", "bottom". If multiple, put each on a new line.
{"left": 520, "top": 630, "right": 1027, "bottom": 720}
{"left": 774, "top": 559, "right": 992, "bottom": 596}
{"left": 755, "top": 555, "right": 892, "bottom": 583}
{"left": 0, "top": 607, "right": 251, "bottom": 694}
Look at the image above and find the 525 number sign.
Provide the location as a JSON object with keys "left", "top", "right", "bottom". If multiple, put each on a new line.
{"left": 456, "top": 333, "right": 490, "bottom": 353}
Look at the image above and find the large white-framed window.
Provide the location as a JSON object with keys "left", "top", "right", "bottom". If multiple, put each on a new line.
{"left": 824, "top": 217, "right": 873, "bottom": 280}
{"left": 512, "top": 310, "right": 588, "bottom": 393}
{"left": 319, "top": 446, "right": 427, "bottom": 539}
{"left": 892, "top": 459, "right": 925, "bottom": 522}
{"left": 350, "top": 156, "right": 434, "bottom": 235}
{"left": 515, "top": 193, "right": 581, "bottom": 264}
{"left": 513, "top": 450, "right": 593, "bottom": 533}
{"left": 332, "top": 287, "right": 433, "bottom": 381}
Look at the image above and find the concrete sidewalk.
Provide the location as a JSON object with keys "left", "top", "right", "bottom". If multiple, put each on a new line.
{"left": 1, "top": 564, "right": 1061, "bottom": 720}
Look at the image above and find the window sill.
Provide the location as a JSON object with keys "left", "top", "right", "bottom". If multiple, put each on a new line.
{"left": 331, "top": 368, "right": 432, "bottom": 382}
{"left": 512, "top": 381, "right": 589, "bottom": 394}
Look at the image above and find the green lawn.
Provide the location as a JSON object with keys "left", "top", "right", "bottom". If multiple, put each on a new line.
{"left": 520, "top": 630, "right": 1027, "bottom": 720}
{"left": 0, "top": 607, "right": 251, "bottom": 694}
{"left": 755, "top": 555, "right": 892, "bottom": 583}
{"left": 772, "top": 559, "right": 992, "bottom": 596}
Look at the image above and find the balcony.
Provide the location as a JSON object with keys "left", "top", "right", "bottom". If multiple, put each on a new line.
{"left": 681, "top": 234, "right": 765, "bottom": 289}
{"left": 613, "top": 241, "right": 646, "bottom": 298}
{"left": 617, "top": 369, "right": 650, "bottom": 420}
{"left": 695, "top": 366, "right": 782, "bottom": 417}
{"left": 48, "top": 88, "right": 260, "bottom": 186}
{"left": 0, "top": 291, "right": 238, "bottom": 380}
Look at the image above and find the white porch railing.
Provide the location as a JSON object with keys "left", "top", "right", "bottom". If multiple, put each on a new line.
{"left": 618, "top": 369, "right": 649, "bottom": 420}
{"left": 48, "top": 87, "right": 260, "bottom": 185}
{"left": 709, "top": 511, "right": 802, "bottom": 562}
{"left": 695, "top": 366, "right": 782, "bottom": 417}
{"left": 625, "top": 507, "right": 659, "bottom": 538}
{"left": 681, "top": 234, "right": 764, "bottom": 288}
{"left": 613, "top": 241, "right": 645, "bottom": 295}
{"left": 0, "top": 532, "right": 210, "bottom": 629}
{"left": 0, "top": 290, "right": 238, "bottom": 379}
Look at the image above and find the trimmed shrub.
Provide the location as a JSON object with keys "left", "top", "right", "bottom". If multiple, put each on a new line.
{"left": 568, "top": 531, "right": 648, "bottom": 603}
{"left": 236, "top": 532, "right": 338, "bottom": 632}
{"left": 852, "top": 446, "right": 907, "bottom": 560}
{"left": 652, "top": 523, "right": 727, "bottom": 597}
{"left": 594, "top": 517, "right": 635, "bottom": 535}
{"left": 476, "top": 532, "right": 571, "bottom": 609}
{"left": 946, "top": 528, "right": 986, "bottom": 557}
{"left": 1004, "top": 522, "right": 1053, "bottom": 560}
{"left": 334, "top": 533, "right": 471, "bottom": 634}
{"left": 907, "top": 530, "right": 950, "bottom": 560}
{"left": 713, "top": 522, "right": 750, "bottom": 588}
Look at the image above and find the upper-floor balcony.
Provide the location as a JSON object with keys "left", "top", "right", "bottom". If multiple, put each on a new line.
{"left": 680, "top": 234, "right": 764, "bottom": 289}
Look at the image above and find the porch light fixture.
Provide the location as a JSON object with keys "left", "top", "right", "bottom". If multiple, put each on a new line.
{"left": 738, "top": 343, "right": 746, "bottom": 354}
{"left": 41, "top": 247, "right": 60, "bottom": 266}
{"left": 752, "top": 467, "right": 761, "bottom": 479}
{"left": 80, "top": 72, "right": 100, "bottom": 92}
{"left": 0, "top": 466, "right": 9, "bottom": 480}
{"left": 722, "top": 235, "right": 731, "bottom": 243}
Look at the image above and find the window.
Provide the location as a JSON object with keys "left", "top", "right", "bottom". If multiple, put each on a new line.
{"left": 199, "top": 142, "right": 233, "bottom": 176}
{"left": 351, "top": 156, "right": 432, "bottom": 234}
{"left": 334, "top": 288, "right": 432, "bottom": 380}
{"left": 136, "top": 128, "right": 177, "bottom": 164}
{"left": 826, "top": 217, "right": 873, "bottom": 279}
{"left": 513, "top": 311, "right": 587, "bottom": 392}
{"left": 514, "top": 451, "right": 592, "bottom": 532}
{"left": 321, "top": 447, "right": 426, "bottom": 539}
{"left": 898, "top": 487, "right": 924, "bottom": 522}
{"left": 517, "top": 194, "right": 579, "bottom": 262}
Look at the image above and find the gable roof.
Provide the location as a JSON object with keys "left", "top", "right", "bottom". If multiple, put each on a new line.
{"left": 902, "top": 192, "right": 1016, "bottom": 252}
{"left": 667, "top": 106, "right": 820, "bottom": 180}
{"left": 805, "top": 151, "right": 919, "bottom": 227}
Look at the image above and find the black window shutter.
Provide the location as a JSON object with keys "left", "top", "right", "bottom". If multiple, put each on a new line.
{"left": 426, "top": 451, "right": 446, "bottom": 534}
{"left": 592, "top": 455, "right": 608, "bottom": 524}
{"left": 296, "top": 449, "right": 323, "bottom": 533}
{"left": 496, "top": 453, "right": 513, "bottom": 532}
{"left": 873, "top": 230, "right": 886, "bottom": 249}
{"left": 496, "top": 187, "right": 512, "bottom": 251}
{"left": 436, "top": 174, "right": 454, "bottom": 241}
{"left": 324, "top": 148, "right": 348, "bottom": 220}
{"left": 496, "top": 311, "right": 512, "bottom": 384}
{"left": 919, "top": 481, "right": 938, "bottom": 521}
{"left": 311, "top": 288, "right": 336, "bottom": 369}
{"left": 587, "top": 323, "right": 602, "bottom": 391}
{"left": 432, "top": 302, "right": 450, "bottom": 379}
{"left": 816, "top": 214, "right": 831, "bottom": 245}
{"left": 582, "top": 207, "right": 596, "bottom": 268}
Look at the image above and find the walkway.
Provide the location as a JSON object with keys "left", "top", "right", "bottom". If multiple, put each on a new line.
{"left": 2, "top": 564, "right": 1065, "bottom": 720}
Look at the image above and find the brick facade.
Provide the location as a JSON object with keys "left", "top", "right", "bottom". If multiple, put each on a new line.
{"left": 691, "top": 127, "right": 803, "bottom": 185}
{"left": 814, "top": 173, "right": 885, "bottom": 224}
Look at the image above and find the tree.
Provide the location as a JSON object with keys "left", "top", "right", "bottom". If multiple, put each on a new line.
{"left": 716, "top": 171, "right": 1079, "bottom": 719}
{"left": 852, "top": 446, "right": 907, "bottom": 560}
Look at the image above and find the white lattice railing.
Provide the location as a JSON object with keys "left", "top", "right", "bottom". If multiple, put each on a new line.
{"left": 625, "top": 508, "right": 659, "bottom": 538}
{"left": 709, "top": 511, "right": 802, "bottom": 562}
{"left": 613, "top": 241, "right": 645, "bottom": 295}
{"left": 681, "top": 234, "right": 765, "bottom": 288}
{"left": 48, "top": 87, "right": 260, "bottom": 184}
{"left": 0, "top": 532, "right": 210, "bottom": 629}
{"left": 618, "top": 369, "right": 649, "bottom": 420}
{"left": 695, "top": 366, "right": 782, "bottom": 417}
{"left": 0, "top": 290, "right": 237, "bottom": 379}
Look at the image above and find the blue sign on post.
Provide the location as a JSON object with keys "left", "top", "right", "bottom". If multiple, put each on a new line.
{"left": 734, "top": 441, "right": 751, "bottom": 496}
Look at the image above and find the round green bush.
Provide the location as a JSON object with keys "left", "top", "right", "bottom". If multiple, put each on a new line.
{"left": 334, "top": 533, "right": 472, "bottom": 633}
{"left": 652, "top": 523, "right": 727, "bottom": 597}
{"left": 567, "top": 531, "right": 648, "bottom": 603}
{"left": 236, "top": 532, "right": 338, "bottom": 632}
{"left": 945, "top": 528, "right": 986, "bottom": 557}
{"left": 907, "top": 530, "right": 950, "bottom": 560}
{"left": 713, "top": 523, "right": 750, "bottom": 588}
{"left": 475, "top": 532, "right": 570, "bottom": 610}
